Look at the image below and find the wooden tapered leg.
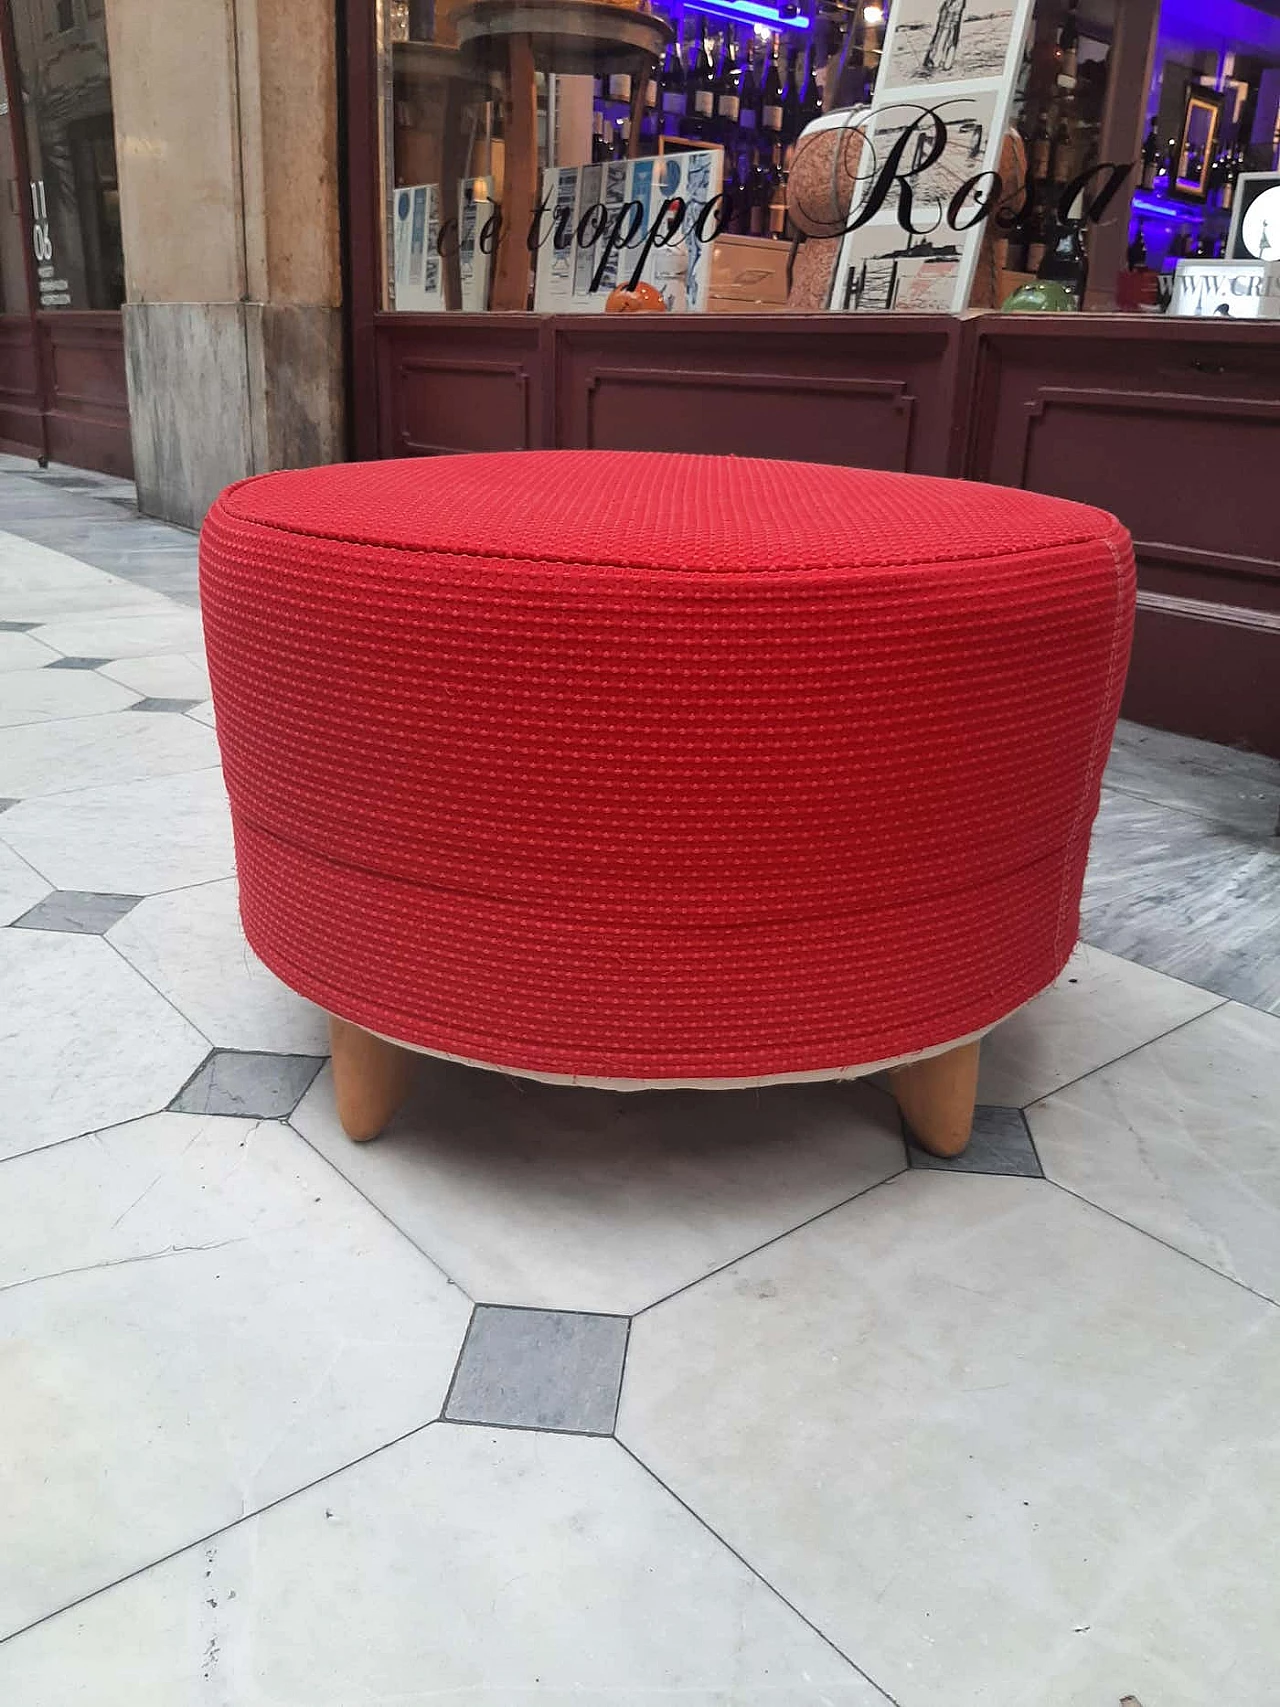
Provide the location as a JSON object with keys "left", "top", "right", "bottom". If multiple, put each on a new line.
{"left": 889, "top": 1039, "right": 980, "bottom": 1158}
{"left": 328, "top": 1016, "right": 416, "bottom": 1142}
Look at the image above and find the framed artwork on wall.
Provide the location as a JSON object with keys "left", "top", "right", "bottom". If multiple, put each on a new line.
{"left": 1172, "top": 85, "right": 1223, "bottom": 201}
{"left": 1226, "top": 173, "right": 1280, "bottom": 262}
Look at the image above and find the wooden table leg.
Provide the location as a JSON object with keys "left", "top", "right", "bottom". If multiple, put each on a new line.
{"left": 329, "top": 1016, "right": 416, "bottom": 1142}
{"left": 890, "top": 1039, "right": 980, "bottom": 1158}
{"left": 490, "top": 34, "right": 537, "bottom": 310}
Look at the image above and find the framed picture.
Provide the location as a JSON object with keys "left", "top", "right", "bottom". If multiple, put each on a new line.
{"left": 1226, "top": 172, "right": 1280, "bottom": 263}
{"left": 1172, "top": 85, "right": 1223, "bottom": 201}
{"left": 830, "top": 0, "right": 1037, "bottom": 316}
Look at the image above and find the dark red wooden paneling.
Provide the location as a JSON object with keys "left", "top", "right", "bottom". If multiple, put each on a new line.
{"left": 0, "top": 317, "right": 43, "bottom": 458}
{"left": 554, "top": 314, "right": 964, "bottom": 475}
{"left": 36, "top": 312, "right": 132, "bottom": 477}
{"left": 965, "top": 317, "right": 1280, "bottom": 610}
{"left": 374, "top": 315, "right": 547, "bottom": 456}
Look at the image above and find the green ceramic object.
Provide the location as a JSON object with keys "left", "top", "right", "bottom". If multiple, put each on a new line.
{"left": 1001, "top": 279, "right": 1079, "bottom": 313}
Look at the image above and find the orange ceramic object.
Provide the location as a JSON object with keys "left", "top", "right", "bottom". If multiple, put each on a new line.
{"left": 605, "top": 281, "right": 667, "bottom": 313}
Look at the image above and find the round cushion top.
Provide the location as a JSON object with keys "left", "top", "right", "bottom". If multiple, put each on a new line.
{"left": 216, "top": 449, "right": 1116, "bottom": 577}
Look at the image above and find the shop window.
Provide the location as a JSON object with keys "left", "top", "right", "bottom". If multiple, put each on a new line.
{"left": 7, "top": 0, "right": 123, "bottom": 309}
{"left": 371, "top": 0, "right": 1280, "bottom": 318}
{"left": 1, "top": 60, "right": 30, "bottom": 315}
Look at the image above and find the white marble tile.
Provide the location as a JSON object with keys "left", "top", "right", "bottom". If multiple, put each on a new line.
{"left": 0, "top": 710, "right": 219, "bottom": 799}
{"left": 0, "top": 665, "right": 139, "bottom": 728}
{"left": 0, "top": 1426, "right": 883, "bottom": 1704}
{"left": 99, "top": 651, "right": 210, "bottom": 701}
{"left": 0, "top": 532, "right": 167, "bottom": 622}
{"left": 1030, "top": 1001, "right": 1280, "bottom": 1302}
{"left": 0, "top": 1112, "right": 471, "bottom": 1638}
{"left": 0, "top": 840, "right": 49, "bottom": 925}
{"left": 977, "top": 943, "right": 1223, "bottom": 1108}
{"left": 292, "top": 1064, "right": 906, "bottom": 1313}
{"left": 30, "top": 608, "right": 206, "bottom": 661}
{"left": 185, "top": 697, "right": 216, "bottom": 727}
{"left": 0, "top": 932, "right": 208, "bottom": 1160}
{"left": 0, "top": 766, "right": 233, "bottom": 894}
{"left": 0, "top": 630, "right": 59, "bottom": 673}
{"left": 620, "top": 1173, "right": 1280, "bottom": 1707}
{"left": 109, "top": 879, "right": 328, "bottom": 1053}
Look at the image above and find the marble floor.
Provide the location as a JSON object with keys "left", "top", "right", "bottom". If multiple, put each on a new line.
{"left": 1, "top": 458, "right": 1279, "bottom": 1707}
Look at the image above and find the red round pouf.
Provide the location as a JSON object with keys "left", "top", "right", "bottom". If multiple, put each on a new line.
{"left": 199, "top": 451, "right": 1134, "bottom": 1088}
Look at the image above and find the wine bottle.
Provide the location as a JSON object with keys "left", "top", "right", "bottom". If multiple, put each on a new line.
{"left": 640, "top": 64, "right": 660, "bottom": 146}
{"left": 768, "top": 141, "right": 789, "bottom": 238}
{"left": 1056, "top": 0, "right": 1078, "bottom": 90}
{"left": 739, "top": 30, "right": 758, "bottom": 138}
{"left": 1051, "top": 113, "right": 1074, "bottom": 184}
{"left": 1221, "top": 145, "right": 1240, "bottom": 212}
{"left": 1030, "top": 111, "right": 1051, "bottom": 181}
{"left": 1038, "top": 209, "right": 1088, "bottom": 306}
{"left": 1140, "top": 119, "right": 1158, "bottom": 190}
{"left": 731, "top": 150, "right": 754, "bottom": 235}
{"left": 811, "top": 19, "right": 830, "bottom": 113}
{"left": 1127, "top": 222, "right": 1147, "bottom": 269}
{"left": 688, "top": 19, "right": 717, "bottom": 138}
{"left": 661, "top": 31, "right": 686, "bottom": 136}
{"left": 716, "top": 26, "right": 743, "bottom": 143}
{"left": 607, "top": 67, "right": 632, "bottom": 105}
{"left": 1025, "top": 202, "right": 1048, "bottom": 274}
{"left": 747, "top": 148, "right": 767, "bottom": 236}
{"left": 591, "top": 108, "right": 607, "bottom": 165}
{"left": 782, "top": 43, "right": 801, "bottom": 143}
{"left": 759, "top": 32, "right": 784, "bottom": 140}
{"left": 798, "top": 44, "right": 821, "bottom": 132}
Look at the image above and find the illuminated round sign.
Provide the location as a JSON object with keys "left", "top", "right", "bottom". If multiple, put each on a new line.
{"left": 1241, "top": 185, "right": 1280, "bottom": 260}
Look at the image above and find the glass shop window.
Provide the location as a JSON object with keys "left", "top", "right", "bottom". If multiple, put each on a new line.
{"left": 373, "top": 0, "right": 1280, "bottom": 317}
{"left": 1, "top": 57, "right": 31, "bottom": 315}
{"left": 1126, "top": 0, "right": 1280, "bottom": 321}
{"left": 8, "top": 0, "right": 124, "bottom": 310}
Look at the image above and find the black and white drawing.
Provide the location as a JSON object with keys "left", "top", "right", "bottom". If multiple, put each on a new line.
{"left": 880, "top": 0, "right": 1021, "bottom": 89}
{"left": 835, "top": 219, "right": 963, "bottom": 312}
{"left": 864, "top": 91, "right": 1001, "bottom": 210}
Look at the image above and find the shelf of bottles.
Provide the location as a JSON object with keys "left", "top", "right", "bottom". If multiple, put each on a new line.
{"left": 587, "top": 2, "right": 878, "bottom": 241}
{"left": 1126, "top": 115, "right": 1254, "bottom": 274}
{"left": 1003, "top": 0, "right": 1104, "bottom": 302}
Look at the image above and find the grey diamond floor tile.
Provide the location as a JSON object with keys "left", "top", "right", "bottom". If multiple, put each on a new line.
{"left": 445, "top": 1305, "right": 629, "bottom": 1435}
{"left": 131, "top": 697, "right": 201, "bottom": 714}
{"left": 908, "top": 1105, "right": 1043, "bottom": 1177}
{"left": 46, "top": 656, "right": 112, "bottom": 670}
{"left": 171, "top": 1050, "right": 324, "bottom": 1118}
{"left": 11, "top": 890, "right": 143, "bottom": 934}
{"left": 0, "top": 800, "right": 17, "bottom": 815}
{"left": 0, "top": 621, "right": 39, "bottom": 633}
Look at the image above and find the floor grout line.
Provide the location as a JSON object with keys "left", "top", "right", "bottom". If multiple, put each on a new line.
{"left": 1041, "top": 1177, "right": 1280, "bottom": 1312}
{"left": 0, "top": 1418, "right": 444, "bottom": 1651}
{"left": 613, "top": 1439, "right": 904, "bottom": 1707}
{"left": 284, "top": 1112, "right": 478, "bottom": 1307}
{"left": 99, "top": 933, "right": 218, "bottom": 1049}
{"left": 1021, "top": 998, "right": 1233, "bottom": 1112}
{"left": 633, "top": 1160, "right": 912, "bottom": 1319}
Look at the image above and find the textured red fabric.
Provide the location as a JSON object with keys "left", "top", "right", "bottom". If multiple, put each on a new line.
{"left": 200, "top": 450, "right": 1134, "bottom": 1082}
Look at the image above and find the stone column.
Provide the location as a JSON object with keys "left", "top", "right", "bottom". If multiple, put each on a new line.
{"left": 105, "top": 0, "right": 343, "bottom": 527}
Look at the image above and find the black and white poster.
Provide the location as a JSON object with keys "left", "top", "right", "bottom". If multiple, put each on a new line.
{"left": 878, "top": 0, "right": 1025, "bottom": 90}
{"left": 831, "top": 0, "right": 1035, "bottom": 316}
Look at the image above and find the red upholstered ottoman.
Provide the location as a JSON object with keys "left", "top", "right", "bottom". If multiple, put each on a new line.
{"left": 199, "top": 451, "right": 1134, "bottom": 1155}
